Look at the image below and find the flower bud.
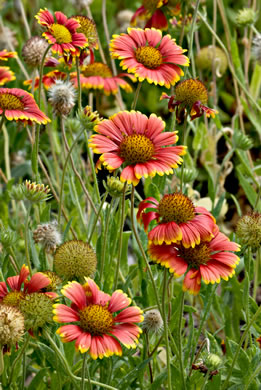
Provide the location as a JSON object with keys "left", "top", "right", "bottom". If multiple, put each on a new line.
{"left": 175, "top": 167, "right": 198, "bottom": 183}
{"left": 0, "top": 226, "right": 18, "bottom": 249}
{"left": 103, "top": 176, "right": 128, "bottom": 198}
{"left": 143, "top": 309, "right": 163, "bottom": 333}
{"left": 205, "top": 353, "right": 222, "bottom": 369}
{"left": 236, "top": 8, "right": 256, "bottom": 27}
{"left": 77, "top": 105, "right": 102, "bottom": 129}
{"left": 10, "top": 180, "right": 51, "bottom": 203}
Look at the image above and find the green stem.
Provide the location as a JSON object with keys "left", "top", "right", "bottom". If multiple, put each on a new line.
{"left": 131, "top": 82, "right": 142, "bottom": 110}
{"left": 76, "top": 56, "right": 82, "bottom": 110}
{"left": 244, "top": 247, "right": 252, "bottom": 349}
{"left": 100, "top": 200, "right": 114, "bottom": 284}
{"left": 180, "top": 116, "right": 188, "bottom": 193}
{"left": 130, "top": 185, "right": 162, "bottom": 315}
{"left": 88, "top": 192, "right": 108, "bottom": 243}
{"left": 162, "top": 269, "right": 172, "bottom": 389}
{"left": 185, "top": 0, "right": 200, "bottom": 78}
{"left": 0, "top": 114, "right": 5, "bottom": 132}
{"left": 114, "top": 183, "right": 127, "bottom": 290}
{"left": 24, "top": 204, "right": 32, "bottom": 276}
{"left": 254, "top": 185, "right": 261, "bottom": 210}
{"left": 84, "top": 130, "right": 101, "bottom": 203}
{"left": 253, "top": 248, "right": 261, "bottom": 301}
{"left": 44, "top": 331, "right": 117, "bottom": 390}
{"left": 0, "top": 348, "right": 4, "bottom": 375}
{"left": 8, "top": 334, "right": 30, "bottom": 386}
{"left": 244, "top": 362, "right": 261, "bottom": 389}
{"left": 177, "top": 292, "right": 186, "bottom": 389}
{"left": 222, "top": 304, "right": 261, "bottom": 389}
{"left": 38, "top": 44, "right": 51, "bottom": 107}
{"left": 20, "top": 350, "right": 26, "bottom": 390}
{"left": 81, "top": 353, "right": 91, "bottom": 390}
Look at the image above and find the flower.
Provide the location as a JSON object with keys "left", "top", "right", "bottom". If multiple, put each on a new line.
{"left": 131, "top": 0, "right": 169, "bottom": 30}
{"left": 0, "top": 66, "right": 15, "bottom": 86}
{"left": 117, "top": 10, "right": 135, "bottom": 33}
{"left": 72, "top": 15, "right": 98, "bottom": 50}
{"left": 148, "top": 229, "right": 240, "bottom": 295}
{"left": 53, "top": 278, "right": 143, "bottom": 359}
{"left": 70, "top": 62, "right": 134, "bottom": 96}
{"left": 33, "top": 222, "right": 62, "bottom": 254}
{"left": 89, "top": 111, "right": 186, "bottom": 186}
{"left": 0, "top": 305, "right": 24, "bottom": 351}
{"left": 110, "top": 27, "right": 189, "bottom": 88}
{"left": 0, "top": 265, "right": 57, "bottom": 307}
{"left": 236, "top": 212, "right": 261, "bottom": 251}
{"left": 137, "top": 193, "right": 216, "bottom": 247}
{"left": 0, "top": 50, "right": 17, "bottom": 61}
{"left": 256, "top": 336, "right": 261, "bottom": 348}
{"left": 0, "top": 88, "right": 50, "bottom": 125}
{"left": 253, "top": 34, "right": 261, "bottom": 65}
{"left": 54, "top": 240, "right": 97, "bottom": 280}
{"left": 24, "top": 70, "right": 67, "bottom": 90}
{"left": 21, "top": 36, "right": 49, "bottom": 67}
{"left": 161, "top": 78, "right": 218, "bottom": 122}
{"left": 143, "top": 309, "right": 163, "bottom": 332}
{"left": 79, "top": 105, "right": 102, "bottom": 126}
{"left": 48, "top": 80, "right": 76, "bottom": 116}
{"left": 35, "top": 9, "right": 88, "bottom": 56}
{"left": 195, "top": 46, "right": 228, "bottom": 76}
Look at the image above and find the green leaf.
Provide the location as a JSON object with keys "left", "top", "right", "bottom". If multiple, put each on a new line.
{"left": 27, "top": 368, "right": 49, "bottom": 390}
{"left": 236, "top": 167, "right": 261, "bottom": 211}
{"left": 62, "top": 218, "right": 73, "bottom": 242}
{"left": 192, "top": 122, "right": 208, "bottom": 151}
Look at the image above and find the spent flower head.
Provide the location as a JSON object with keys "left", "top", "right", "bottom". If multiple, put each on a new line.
{"left": 143, "top": 309, "right": 163, "bottom": 333}
{"left": 22, "top": 36, "right": 49, "bottom": 68}
{"left": 48, "top": 80, "right": 76, "bottom": 116}
{"left": 236, "top": 212, "right": 261, "bottom": 250}
{"left": 103, "top": 176, "right": 129, "bottom": 198}
{"left": 33, "top": 222, "right": 62, "bottom": 254}
{"left": 19, "top": 293, "right": 54, "bottom": 331}
{"left": 196, "top": 46, "right": 228, "bottom": 76}
{"left": 0, "top": 305, "right": 24, "bottom": 349}
{"left": 54, "top": 240, "right": 97, "bottom": 280}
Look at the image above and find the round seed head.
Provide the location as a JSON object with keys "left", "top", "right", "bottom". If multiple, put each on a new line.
{"left": 22, "top": 36, "right": 49, "bottom": 67}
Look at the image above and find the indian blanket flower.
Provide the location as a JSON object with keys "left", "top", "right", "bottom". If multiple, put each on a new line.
{"left": 53, "top": 278, "right": 143, "bottom": 359}
{"left": 0, "top": 67, "right": 15, "bottom": 86}
{"left": 70, "top": 62, "right": 135, "bottom": 96}
{"left": 35, "top": 9, "right": 88, "bottom": 57}
{"left": 0, "top": 88, "right": 50, "bottom": 125}
{"left": 24, "top": 70, "right": 67, "bottom": 90}
{"left": 161, "top": 78, "right": 218, "bottom": 122}
{"left": 89, "top": 111, "right": 186, "bottom": 186}
{"left": 0, "top": 265, "right": 57, "bottom": 307}
{"left": 137, "top": 193, "right": 216, "bottom": 247}
{"left": 0, "top": 50, "right": 17, "bottom": 61}
{"left": 131, "top": 0, "right": 169, "bottom": 30}
{"left": 110, "top": 28, "right": 189, "bottom": 88}
{"left": 148, "top": 229, "right": 240, "bottom": 295}
{"left": 72, "top": 15, "right": 98, "bottom": 50}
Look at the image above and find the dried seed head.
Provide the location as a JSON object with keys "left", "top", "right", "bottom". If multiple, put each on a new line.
{"left": 0, "top": 305, "right": 24, "bottom": 348}
{"left": 54, "top": 240, "right": 97, "bottom": 280}
{"left": 33, "top": 222, "right": 62, "bottom": 254}
{"left": 143, "top": 309, "right": 163, "bottom": 333}
{"left": 19, "top": 293, "right": 54, "bottom": 331}
{"left": 236, "top": 212, "right": 261, "bottom": 250}
{"left": 22, "top": 36, "right": 49, "bottom": 67}
{"left": 48, "top": 80, "right": 76, "bottom": 116}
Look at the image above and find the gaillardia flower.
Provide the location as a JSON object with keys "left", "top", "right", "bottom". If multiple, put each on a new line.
{"left": 161, "top": 79, "right": 218, "bottom": 122}
{"left": 70, "top": 62, "right": 135, "bottom": 96}
{"left": 54, "top": 279, "right": 143, "bottom": 359}
{"left": 24, "top": 70, "right": 67, "bottom": 90}
{"left": 110, "top": 28, "right": 189, "bottom": 88}
{"left": 35, "top": 9, "right": 88, "bottom": 56}
{"left": 131, "top": 0, "right": 169, "bottom": 30}
{"left": 149, "top": 229, "right": 240, "bottom": 295}
{"left": 72, "top": 15, "right": 98, "bottom": 50}
{"left": 89, "top": 111, "right": 186, "bottom": 186}
{"left": 0, "top": 88, "right": 50, "bottom": 125}
{"left": 137, "top": 193, "right": 215, "bottom": 247}
{"left": 0, "top": 265, "right": 57, "bottom": 307}
{"left": 0, "top": 50, "right": 17, "bottom": 61}
{"left": 54, "top": 240, "right": 97, "bottom": 280}
{"left": 0, "top": 67, "right": 15, "bottom": 86}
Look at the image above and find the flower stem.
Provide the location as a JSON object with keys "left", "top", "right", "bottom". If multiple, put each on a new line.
{"left": 84, "top": 130, "right": 101, "bottom": 203}
{"left": 100, "top": 200, "right": 114, "bottom": 284}
{"left": 88, "top": 192, "right": 108, "bottom": 243}
{"left": 130, "top": 185, "right": 162, "bottom": 315}
{"left": 24, "top": 204, "right": 32, "bottom": 276}
{"left": 114, "top": 183, "right": 127, "bottom": 289}
{"left": 186, "top": 0, "right": 200, "bottom": 78}
{"left": 0, "top": 348, "right": 4, "bottom": 375}
{"left": 222, "top": 304, "right": 261, "bottom": 389}
{"left": 131, "top": 82, "right": 142, "bottom": 110}
{"left": 38, "top": 44, "right": 51, "bottom": 107}
{"left": 253, "top": 247, "right": 261, "bottom": 301}
{"left": 8, "top": 334, "right": 30, "bottom": 386}
{"left": 0, "top": 114, "right": 5, "bottom": 132}
{"left": 177, "top": 291, "right": 186, "bottom": 389}
{"left": 76, "top": 56, "right": 82, "bottom": 110}
{"left": 162, "top": 269, "right": 172, "bottom": 389}
{"left": 81, "top": 353, "right": 92, "bottom": 390}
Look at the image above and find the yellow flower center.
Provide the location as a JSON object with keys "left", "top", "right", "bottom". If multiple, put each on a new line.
{"left": 158, "top": 193, "right": 195, "bottom": 223}
{"left": 178, "top": 242, "right": 211, "bottom": 267}
{"left": 120, "top": 134, "right": 155, "bottom": 163}
{"left": 135, "top": 46, "right": 163, "bottom": 69}
{"left": 50, "top": 24, "right": 72, "bottom": 44}
{"left": 175, "top": 79, "right": 208, "bottom": 106}
{"left": 2, "top": 291, "right": 24, "bottom": 307}
{"left": 73, "top": 16, "right": 98, "bottom": 48}
{"left": 78, "top": 304, "right": 114, "bottom": 335}
{"left": 0, "top": 93, "right": 24, "bottom": 110}
{"left": 82, "top": 62, "right": 113, "bottom": 78}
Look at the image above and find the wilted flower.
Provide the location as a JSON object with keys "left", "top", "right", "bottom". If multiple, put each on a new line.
{"left": 33, "top": 222, "right": 62, "bottom": 253}
{"left": 143, "top": 309, "right": 163, "bottom": 332}
{"left": 236, "top": 212, "right": 261, "bottom": 250}
{"left": 0, "top": 305, "right": 24, "bottom": 351}
{"left": 196, "top": 46, "right": 228, "bottom": 76}
{"left": 103, "top": 176, "right": 128, "bottom": 198}
{"left": 54, "top": 240, "right": 97, "bottom": 280}
{"left": 236, "top": 8, "right": 256, "bottom": 26}
{"left": 22, "top": 36, "right": 49, "bottom": 68}
{"left": 48, "top": 80, "right": 76, "bottom": 116}
{"left": 19, "top": 293, "right": 54, "bottom": 331}
{"left": 0, "top": 25, "right": 17, "bottom": 51}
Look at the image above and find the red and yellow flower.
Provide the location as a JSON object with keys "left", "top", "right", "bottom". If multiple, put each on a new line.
{"left": 0, "top": 50, "right": 17, "bottom": 61}
{"left": 89, "top": 111, "right": 186, "bottom": 186}
{"left": 35, "top": 9, "right": 88, "bottom": 56}
{"left": 24, "top": 70, "right": 67, "bottom": 90}
{"left": 0, "top": 67, "right": 15, "bottom": 86}
{"left": 110, "top": 28, "right": 189, "bottom": 88}
{"left": 161, "top": 79, "right": 218, "bottom": 122}
{"left": 131, "top": 0, "right": 169, "bottom": 30}
{"left": 53, "top": 278, "right": 143, "bottom": 359}
{"left": 149, "top": 229, "right": 240, "bottom": 294}
{"left": 137, "top": 193, "right": 216, "bottom": 247}
{"left": 0, "top": 88, "right": 50, "bottom": 125}
{"left": 0, "top": 265, "right": 57, "bottom": 306}
{"left": 70, "top": 62, "right": 135, "bottom": 96}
